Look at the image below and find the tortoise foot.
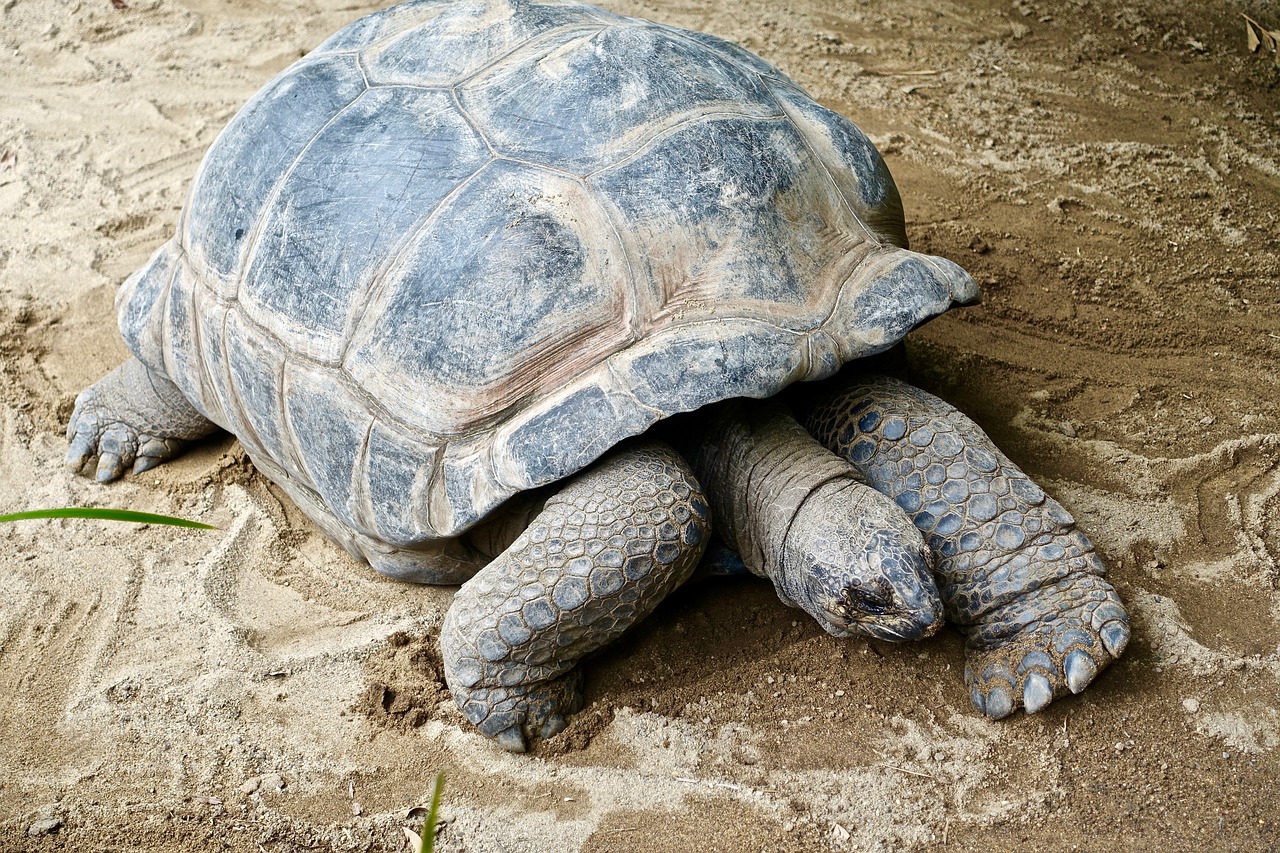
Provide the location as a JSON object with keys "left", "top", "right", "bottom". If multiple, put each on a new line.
{"left": 450, "top": 670, "right": 583, "bottom": 753}
{"left": 963, "top": 573, "right": 1129, "bottom": 718}
{"left": 67, "top": 357, "right": 215, "bottom": 481}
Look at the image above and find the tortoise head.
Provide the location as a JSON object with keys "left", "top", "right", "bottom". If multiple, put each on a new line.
{"left": 779, "top": 478, "right": 943, "bottom": 642}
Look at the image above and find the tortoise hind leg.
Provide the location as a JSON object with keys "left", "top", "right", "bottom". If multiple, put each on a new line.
{"left": 67, "top": 356, "right": 218, "bottom": 481}
{"left": 440, "top": 441, "right": 710, "bottom": 752}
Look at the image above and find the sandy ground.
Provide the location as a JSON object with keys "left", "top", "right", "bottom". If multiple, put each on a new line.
{"left": 1, "top": 0, "right": 1278, "bottom": 850}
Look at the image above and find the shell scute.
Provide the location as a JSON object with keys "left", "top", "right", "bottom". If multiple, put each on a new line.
{"left": 494, "top": 380, "right": 656, "bottom": 490}
{"left": 358, "top": 0, "right": 615, "bottom": 88}
{"left": 592, "top": 114, "right": 850, "bottom": 321}
{"left": 343, "top": 160, "right": 631, "bottom": 437}
{"left": 362, "top": 421, "right": 441, "bottom": 545}
{"left": 767, "top": 79, "right": 908, "bottom": 247}
{"left": 836, "top": 253, "right": 976, "bottom": 352}
{"left": 610, "top": 322, "right": 806, "bottom": 413}
{"left": 457, "top": 23, "right": 773, "bottom": 174}
{"left": 185, "top": 54, "right": 367, "bottom": 289}
{"left": 223, "top": 310, "right": 293, "bottom": 469}
{"left": 240, "top": 86, "right": 491, "bottom": 365}
{"left": 282, "top": 360, "right": 373, "bottom": 534}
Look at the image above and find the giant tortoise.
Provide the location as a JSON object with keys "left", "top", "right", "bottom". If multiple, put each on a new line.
{"left": 67, "top": 0, "right": 1130, "bottom": 751}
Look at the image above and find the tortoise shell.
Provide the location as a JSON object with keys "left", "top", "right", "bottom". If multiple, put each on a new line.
{"left": 115, "top": 0, "right": 978, "bottom": 546}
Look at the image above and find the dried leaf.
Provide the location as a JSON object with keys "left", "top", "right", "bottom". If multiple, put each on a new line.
{"left": 1242, "top": 14, "right": 1280, "bottom": 57}
{"left": 403, "top": 828, "right": 423, "bottom": 851}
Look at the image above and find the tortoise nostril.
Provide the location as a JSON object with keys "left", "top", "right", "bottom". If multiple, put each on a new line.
{"left": 842, "top": 581, "right": 893, "bottom": 616}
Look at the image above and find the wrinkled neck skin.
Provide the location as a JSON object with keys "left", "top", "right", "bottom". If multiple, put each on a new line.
{"left": 683, "top": 400, "right": 942, "bottom": 641}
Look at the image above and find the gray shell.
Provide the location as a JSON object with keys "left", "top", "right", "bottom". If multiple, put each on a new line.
{"left": 115, "top": 0, "right": 978, "bottom": 546}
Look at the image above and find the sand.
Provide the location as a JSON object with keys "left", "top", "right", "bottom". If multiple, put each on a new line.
{"left": 1, "top": 0, "right": 1278, "bottom": 850}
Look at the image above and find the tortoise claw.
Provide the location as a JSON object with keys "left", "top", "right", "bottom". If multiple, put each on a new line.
{"left": 494, "top": 726, "right": 527, "bottom": 753}
{"left": 983, "top": 685, "right": 1014, "bottom": 719}
{"left": 132, "top": 455, "right": 163, "bottom": 475}
{"left": 1023, "top": 672, "right": 1053, "bottom": 714}
{"left": 1064, "top": 649, "right": 1099, "bottom": 694}
{"left": 65, "top": 434, "right": 95, "bottom": 474}
{"left": 1100, "top": 620, "right": 1130, "bottom": 658}
{"left": 95, "top": 451, "right": 126, "bottom": 482}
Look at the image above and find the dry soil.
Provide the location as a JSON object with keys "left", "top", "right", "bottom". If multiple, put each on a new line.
{"left": 1, "top": 0, "right": 1278, "bottom": 851}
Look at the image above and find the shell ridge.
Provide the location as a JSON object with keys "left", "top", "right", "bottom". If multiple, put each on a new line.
{"left": 273, "top": 353, "right": 310, "bottom": 479}
{"left": 584, "top": 106, "right": 787, "bottom": 180}
{"left": 278, "top": 361, "right": 320, "bottom": 497}
{"left": 448, "top": 87, "right": 498, "bottom": 158}
{"left": 353, "top": 48, "right": 372, "bottom": 88}
{"left": 217, "top": 302, "right": 268, "bottom": 455}
{"left": 579, "top": 181, "right": 646, "bottom": 340}
{"left": 603, "top": 359, "right": 665, "bottom": 418}
{"left": 237, "top": 85, "right": 372, "bottom": 304}
{"left": 158, "top": 245, "right": 184, "bottom": 384}
{"left": 337, "top": 158, "right": 498, "bottom": 366}
{"left": 761, "top": 77, "right": 878, "bottom": 248}
{"left": 365, "top": 82, "right": 454, "bottom": 92}
{"left": 494, "top": 155, "right": 585, "bottom": 182}
{"left": 351, "top": 417, "right": 378, "bottom": 534}
{"left": 190, "top": 291, "right": 228, "bottom": 430}
{"left": 443, "top": 22, "right": 611, "bottom": 90}
{"left": 809, "top": 243, "right": 899, "bottom": 358}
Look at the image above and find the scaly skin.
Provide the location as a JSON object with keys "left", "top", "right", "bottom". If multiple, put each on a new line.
{"left": 801, "top": 374, "right": 1130, "bottom": 718}
{"left": 66, "top": 357, "right": 218, "bottom": 481}
{"left": 439, "top": 442, "right": 710, "bottom": 752}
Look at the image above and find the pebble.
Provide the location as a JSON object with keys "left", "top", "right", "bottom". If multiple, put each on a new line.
{"left": 1182, "top": 697, "right": 1200, "bottom": 713}
{"left": 26, "top": 816, "right": 62, "bottom": 838}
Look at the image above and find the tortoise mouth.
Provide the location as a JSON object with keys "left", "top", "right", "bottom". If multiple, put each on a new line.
{"left": 817, "top": 603, "right": 943, "bottom": 642}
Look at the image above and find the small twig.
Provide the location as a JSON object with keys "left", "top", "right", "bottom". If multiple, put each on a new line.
{"left": 674, "top": 776, "right": 742, "bottom": 790}
{"left": 878, "top": 763, "right": 936, "bottom": 780}
{"left": 864, "top": 68, "right": 942, "bottom": 77}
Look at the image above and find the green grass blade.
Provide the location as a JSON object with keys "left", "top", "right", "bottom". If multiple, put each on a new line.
{"left": 0, "top": 507, "right": 216, "bottom": 529}
{"left": 420, "top": 772, "right": 445, "bottom": 853}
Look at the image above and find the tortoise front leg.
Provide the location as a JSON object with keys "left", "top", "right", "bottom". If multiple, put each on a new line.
{"left": 66, "top": 357, "right": 218, "bottom": 481}
{"left": 440, "top": 442, "right": 710, "bottom": 752}
{"left": 801, "top": 375, "right": 1130, "bottom": 718}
